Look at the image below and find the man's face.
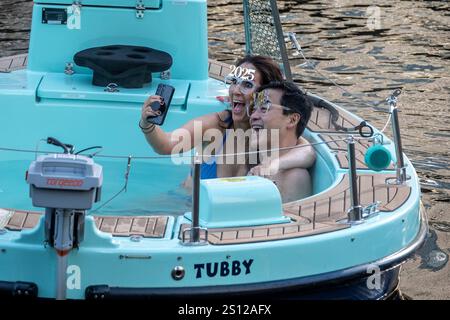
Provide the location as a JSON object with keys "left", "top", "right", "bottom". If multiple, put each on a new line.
{"left": 249, "top": 88, "right": 291, "bottom": 149}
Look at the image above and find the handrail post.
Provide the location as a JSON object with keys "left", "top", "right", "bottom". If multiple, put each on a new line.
{"left": 347, "top": 136, "right": 363, "bottom": 222}
{"left": 191, "top": 153, "right": 201, "bottom": 242}
{"left": 180, "top": 153, "right": 208, "bottom": 246}
{"left": 387, "top": 89, "right": 407, "bottom": 185}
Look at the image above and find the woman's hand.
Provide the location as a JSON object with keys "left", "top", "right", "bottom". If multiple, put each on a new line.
{"left": 248, "top": 158, "right": 280, "bottom": 177}
{"left": 141, "top": 95, "right": 164, "bottom": 125}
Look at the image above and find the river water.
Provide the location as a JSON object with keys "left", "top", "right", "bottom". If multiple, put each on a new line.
{"left": 0, "top": 0, "right": 449, "bottom": 299}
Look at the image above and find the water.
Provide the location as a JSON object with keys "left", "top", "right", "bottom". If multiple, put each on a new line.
{"left": 0, "top": 159, "right": 191, "bottom": 215}
{"left": 0, "top": 0, "right": 449, "bottom": 299}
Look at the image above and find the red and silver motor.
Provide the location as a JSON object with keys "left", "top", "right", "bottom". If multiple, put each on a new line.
{"left": 26, "top": 151, "right": 102, "bottom": 300}
{"left": 27, "top": 153, "right": 103, "bottom": 210}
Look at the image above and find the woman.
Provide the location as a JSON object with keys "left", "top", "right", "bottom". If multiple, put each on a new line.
{"left": 139, "top": 55, "right": 315, "bottom": 181}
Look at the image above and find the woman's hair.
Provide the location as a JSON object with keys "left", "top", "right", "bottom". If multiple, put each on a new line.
{"left": 235, "top": 55, "right": 283, "bottom": 85}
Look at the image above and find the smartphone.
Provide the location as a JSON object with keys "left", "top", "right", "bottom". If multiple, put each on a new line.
{"left": 146, "top": 84, "right": 175, "bottom": 126}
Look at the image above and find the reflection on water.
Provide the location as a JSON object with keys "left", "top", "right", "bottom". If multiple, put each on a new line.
{"left": 0, "top": 0, "right": 449, "bottom": 299}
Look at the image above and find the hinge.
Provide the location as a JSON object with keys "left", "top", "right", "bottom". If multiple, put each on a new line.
{"left": 136, "top": 0, "right": 145, "bottom": 19}
{"left": 160, "top": 69, "right": 171, "bottom": 80}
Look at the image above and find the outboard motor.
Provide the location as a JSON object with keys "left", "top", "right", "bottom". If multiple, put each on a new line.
{"left": 26, "top": 138, "right": 103, "bottom": 300}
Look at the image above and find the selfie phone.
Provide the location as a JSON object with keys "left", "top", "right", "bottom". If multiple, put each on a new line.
{"left": 146, "top": 83, "right": 175, "bottom": 126}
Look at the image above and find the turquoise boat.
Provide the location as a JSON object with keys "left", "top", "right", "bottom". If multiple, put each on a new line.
{"left": 0, "top": 0, "right": 427, "bottom": 300}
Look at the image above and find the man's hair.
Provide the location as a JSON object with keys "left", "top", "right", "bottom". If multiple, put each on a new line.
{"left": 235, "top": 55, "right": 283, "bottom": 85}
{"left": 256, "top": 81, "right": 313, "bottom": 137}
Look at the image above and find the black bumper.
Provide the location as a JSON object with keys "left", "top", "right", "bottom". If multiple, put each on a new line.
{"left": 0, "top": 281, "right": 38, "bottom": 298}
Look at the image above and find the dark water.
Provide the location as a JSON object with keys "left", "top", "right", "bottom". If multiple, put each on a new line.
{"left": 0, "top": 0, "right": 449, "bottom": 299}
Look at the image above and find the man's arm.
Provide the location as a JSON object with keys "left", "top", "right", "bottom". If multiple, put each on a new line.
{"left": 247, "top": 137, "right": 316, "bottom": 176}
{"left": 277, "top": 136, "right": 316, "bottom": 170}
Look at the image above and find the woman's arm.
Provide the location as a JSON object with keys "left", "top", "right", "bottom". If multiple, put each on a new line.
{"left": 248, "top": 137, "right": 316, "bottom": 176}
{"left": 276, "top": 136, "right": 316, "bottom": 170}
{"left": 140, "top": 96, "right": 228, "bottom": 155}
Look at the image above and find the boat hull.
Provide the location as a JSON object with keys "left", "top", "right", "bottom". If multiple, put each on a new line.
{"left": 0, "top": 204, "right": 426, "bottom": 300}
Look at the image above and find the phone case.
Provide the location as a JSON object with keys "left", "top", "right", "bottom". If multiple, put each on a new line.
{"left": 146, "top": 83, "right": 175, "bottom": 126}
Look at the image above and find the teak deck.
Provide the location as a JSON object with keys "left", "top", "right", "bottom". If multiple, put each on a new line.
{"left": 0, "top": 54, "right": 28, "bottom": 73}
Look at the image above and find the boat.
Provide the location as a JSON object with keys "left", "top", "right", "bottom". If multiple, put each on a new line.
{"left": 0, "top": 0, "right": 427, "bottom": 300}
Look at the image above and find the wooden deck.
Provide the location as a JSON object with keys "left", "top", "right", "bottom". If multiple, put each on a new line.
{"left": 0, "top": 54, "right": 28, "bottom": 73}
{"left": 284, "top": 173, "right": 411, "bottom": 221}
{"left": 179, "top": 218, "right": 349, "bottom": 245}
{"left": 307, "top": 105, "right": 361, "bottom": 133}
{"left": 208, "top": 59, "right": 232, "bottom": 81}
{"left": 1, "top": 210, "right": 41, "bottom": 231}
{"left": 2, "top": 211, "right": 169, "bottom": 239}
{"left": 94, "top": 215, "right": 169, "bottom": 238}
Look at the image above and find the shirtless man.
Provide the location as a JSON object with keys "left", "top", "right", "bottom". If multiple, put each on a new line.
{"left": 248, "top": 81, "right": 315, "bottom": 203}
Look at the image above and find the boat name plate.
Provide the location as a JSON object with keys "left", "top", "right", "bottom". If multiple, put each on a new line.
{"left": 42, "top": 8, "right": 68, "bottom": 25}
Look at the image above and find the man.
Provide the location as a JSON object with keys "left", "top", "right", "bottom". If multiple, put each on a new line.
{"left": 248, "top": 81, "right": 315, "bottom": 203}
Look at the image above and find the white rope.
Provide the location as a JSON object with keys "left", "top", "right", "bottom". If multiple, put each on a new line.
{"left": 289, "top": 33, "right": 385, "bottom": 109}
{"left": 0, "top": 136, "right": 369, "bottom": 162}
{"left": 1, "top": 135, "right": 377, "bottom": 212}
{"left": 379, "top": 112, "right": 392, "bottom": 134}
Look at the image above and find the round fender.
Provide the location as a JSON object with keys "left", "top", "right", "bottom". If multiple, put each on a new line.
{"left": 365, "top": 145, "right": 392, "bottom": 171}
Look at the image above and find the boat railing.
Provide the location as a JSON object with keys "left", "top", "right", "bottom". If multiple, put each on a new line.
{"left": 386, "top": 89, "right": 410, "bottom": 185}
{"left": 346, "top": 136, "right": 364, "bottom": 223}
{"left": 181, "top": 154, "right": 208, "bottom": 246}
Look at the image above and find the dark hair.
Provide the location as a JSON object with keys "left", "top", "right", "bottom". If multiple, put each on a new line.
{"left": 256, "top": 81, "right": 313, "bottom": 137}
{"left": 235, "top": 55, "right": 283, "bottom": 85}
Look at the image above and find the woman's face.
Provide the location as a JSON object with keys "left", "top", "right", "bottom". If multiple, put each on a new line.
{"left": 228, "top": 62, "right": 263, "bottom": 124}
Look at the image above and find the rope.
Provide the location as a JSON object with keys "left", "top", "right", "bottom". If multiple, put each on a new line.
{"left": 288, "top": 32, "right": 385, "bottom": 109}
{"left": 287, "top": 33, "right": 394, "bottom": 138}
{"left": 1, "top": 135, "right": 381, "bottom": 213}
{"left": 0, "top": 136, "right": 372, "bottom": 162}
{"left": 379, "top": 113, "right": 392, "bottom": 134}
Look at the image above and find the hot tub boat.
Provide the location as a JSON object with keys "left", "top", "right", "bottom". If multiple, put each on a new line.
{"left": 0, "top": 0, "right": 427, "bottom": 300}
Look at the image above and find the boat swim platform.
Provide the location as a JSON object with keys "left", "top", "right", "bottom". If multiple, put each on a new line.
{"left": 3, "top": 173, "right": 411, "bottom": 245}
